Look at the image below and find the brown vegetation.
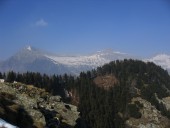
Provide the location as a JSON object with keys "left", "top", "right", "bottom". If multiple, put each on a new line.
{"left": 94, "top": 74, "right": 119, "bottom": 90}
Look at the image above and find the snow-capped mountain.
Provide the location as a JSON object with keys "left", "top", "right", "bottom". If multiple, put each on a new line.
{"left": 0, "top": 46, "right": 170, "bottom": 75}
{"left": 146, "top": 54, "right": 170, "bottom": 71}
{"left": 45, "top": 49, "right": 129, "bottom": 67}
{"left": 0, "top": 46, "right": 132, "bottom": 75}
{"left": 0, "top": 46, "right": 72, "bottom": 75}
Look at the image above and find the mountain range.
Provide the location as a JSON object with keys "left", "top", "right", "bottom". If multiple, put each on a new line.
{"left": 0, "top": 46, "right": 170, "bottom": 75}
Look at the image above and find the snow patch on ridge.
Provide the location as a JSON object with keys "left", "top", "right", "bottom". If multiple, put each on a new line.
{"left": 44, "top": 49, "right": 129, "bottom": 68}
{"left": 27, "top": 46, "right": 32, "bottom": 51}
{"left": 45, "top": 54, "right": 108, "bottom": 66}
{"left": 145, "top": 54, "right": 170, "bottom": 69}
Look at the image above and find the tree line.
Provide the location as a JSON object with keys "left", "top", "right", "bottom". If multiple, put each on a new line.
{"left": 0, "top": 71, "right": 75, "bottom": 97}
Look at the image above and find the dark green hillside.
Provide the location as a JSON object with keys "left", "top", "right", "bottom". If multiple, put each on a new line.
{"left": 1, "top": 59, "right": 170, "bottom": 127}
{"left": 71, "top": 59, "right": 170, "bottom": 128}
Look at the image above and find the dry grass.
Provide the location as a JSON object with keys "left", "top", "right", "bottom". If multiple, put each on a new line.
{"left": 94, "top": 74, "right": 119, "bottom": 90}
{"left": 33, "top": 121, "right": 44, "bottom": 128}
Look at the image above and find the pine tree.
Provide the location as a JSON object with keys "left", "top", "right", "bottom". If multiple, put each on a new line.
{"left": 6, "top": 71, "right": 16, "bottom": 82}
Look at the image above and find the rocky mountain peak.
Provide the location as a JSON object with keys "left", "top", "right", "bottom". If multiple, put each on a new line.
{"left": 0, "top": 46, "right": 170, "bottom": 75}
{"left": 126, "top": 97, "right": 170, "bottom": 128}
{"left": 26, "top": 46, "right": 32, "bottom": 51}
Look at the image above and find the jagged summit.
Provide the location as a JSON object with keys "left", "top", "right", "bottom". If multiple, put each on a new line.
{"left": 45, "top": 48, "right": 131, "bottom": 68}
{"left": 13, "top": 46, "right": 44, "bottom": 61}
{"left": 26, "top": 46, "right": 32, "bottom": 51}
{"left": 0, "top": 46, "right": 132, "bottom": 75}
{"left": 22, "top": 45, "right": 41, "bottom": 53}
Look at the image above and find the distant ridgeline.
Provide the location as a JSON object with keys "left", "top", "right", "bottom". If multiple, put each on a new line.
{"left": 1, "top": 59, "right": 170, "bottom": 127}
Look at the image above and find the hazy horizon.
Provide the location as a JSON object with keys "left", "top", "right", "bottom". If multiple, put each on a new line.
{"left": 0, "top": 45, "right": 168, "bottom": 61}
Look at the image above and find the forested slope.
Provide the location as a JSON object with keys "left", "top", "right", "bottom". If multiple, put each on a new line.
{"left": 1, "top": 59, "right": 170, "bottom": 127}
{"left": 70, "top": 59, "right": 170, "bottom": 128}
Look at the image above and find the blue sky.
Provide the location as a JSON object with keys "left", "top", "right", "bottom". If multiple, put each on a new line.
{"left": 0, "top": 0, "right": 170, "bottom": 59}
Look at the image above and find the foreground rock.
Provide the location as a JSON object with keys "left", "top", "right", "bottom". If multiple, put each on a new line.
{"left": 0, "top": 82, "right": 79, "bottom": 128}
{"left": 125, "top": 97, "right": 170, "bottom": 128}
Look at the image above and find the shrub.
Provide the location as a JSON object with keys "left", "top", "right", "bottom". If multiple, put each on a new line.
{"left": 128, "top": 104, "right": 142, "bottom": 119}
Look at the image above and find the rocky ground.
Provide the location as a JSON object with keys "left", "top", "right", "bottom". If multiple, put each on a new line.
{"left": 125, "top": 97, "right": 170, "bottom": 128}
{"left": 0, "top": 82, "right": 79, "bottom": 128}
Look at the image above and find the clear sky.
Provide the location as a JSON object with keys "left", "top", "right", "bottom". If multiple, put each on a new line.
{"left": 0, "top": 0, "right": 170, "bottom": 60}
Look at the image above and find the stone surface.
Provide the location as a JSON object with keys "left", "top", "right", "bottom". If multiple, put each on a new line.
{"left": 162, "top": 96, "right": 170, "bottom": 111}
{"left": 125, "top": 97, "right": 170, "bottom": 128}
{"left": 0, "top": 82, "right": 79, "bottom": 128}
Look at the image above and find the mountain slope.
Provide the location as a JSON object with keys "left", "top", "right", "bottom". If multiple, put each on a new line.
{"left": 0, "top": 46, "right": 81, "bottom": 75}
{"left": 1, "top": 46, "right": 170, "bottom": 75}
{"left": 0, "top": 47, "right": 132, "bottom": 75}
{"left": 45, "top": 49, "right": 130, "bottom": 67}
{"left": 70, "top": 59, "right": 170, "bottom": 128}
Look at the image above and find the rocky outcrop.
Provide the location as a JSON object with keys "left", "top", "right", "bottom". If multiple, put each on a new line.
{"left": 151, "top": 93, "right": 170, "bottom": 118}
{"left": 0, "top": 82, "right": 79, "bottom": 128}
{"left": 162, "top": 97, "right": 170, "bottom": 112}
{"left": 125, "top": 97, "right": 170, "bottom": 128}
